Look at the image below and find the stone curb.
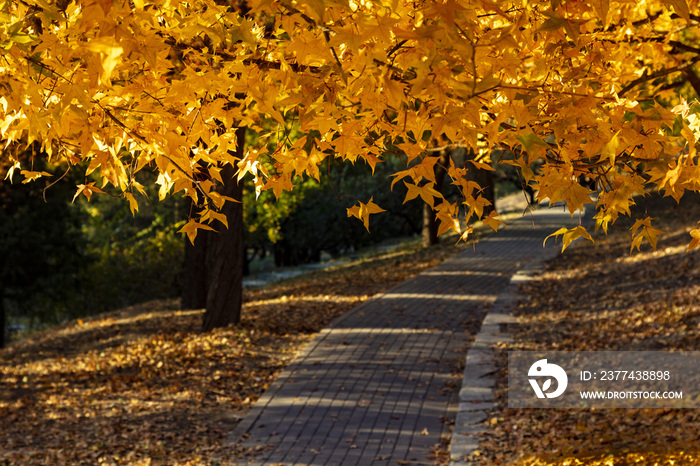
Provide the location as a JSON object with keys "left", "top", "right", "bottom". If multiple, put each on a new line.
{"left": 449, "top": 249, "right": 561, "bottom": 465}
{"left": 450, "top": 205, "right": 594, "bottom": 465}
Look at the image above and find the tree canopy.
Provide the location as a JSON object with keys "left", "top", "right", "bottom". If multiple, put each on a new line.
{"left": 2, "top": 0, "right": 700, "bottom": 251}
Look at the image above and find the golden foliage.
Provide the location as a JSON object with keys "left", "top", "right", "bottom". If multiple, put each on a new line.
{"left": 1, "top": 0, "right": 700, "bottom": 243}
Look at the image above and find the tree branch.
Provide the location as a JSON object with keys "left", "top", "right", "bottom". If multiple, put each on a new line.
{"left": 618, "top": 56, "right": 700, "bottom": 97}
{"left": 683, "top": 67, "right": 700, "bottom": 98}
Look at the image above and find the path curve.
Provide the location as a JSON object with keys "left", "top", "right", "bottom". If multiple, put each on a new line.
{"left": 230, "top": 208, "right": 583, "bottom": 465}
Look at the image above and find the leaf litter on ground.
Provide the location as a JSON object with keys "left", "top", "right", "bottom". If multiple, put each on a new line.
{"left": 469, "top": 193, "right": 700, "bottom": 465}
{"left": 2, "top": 223, "right": 506, "bottom": 465}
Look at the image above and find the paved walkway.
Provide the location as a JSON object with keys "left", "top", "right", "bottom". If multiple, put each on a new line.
{"left": 231, "top": 208, "right": 582, "bottom": 465}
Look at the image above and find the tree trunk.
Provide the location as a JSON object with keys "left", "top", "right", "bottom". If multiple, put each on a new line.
{"left": 422, "top": 202, "right": 439, "bottom": 247}
{"left": 0, "top": 293, "right": 5, "bottom": 348}
{"left": 422, "top": 151, "right": 449, "bottom": 247}
{"left": 474, "top": 168, "right": 496, "bottom": 215}
{"left": 181, "top": 221, "right": 209, "bottom": 309}
{"left": 202, "top": 127, "right": 246, "bottom": 331}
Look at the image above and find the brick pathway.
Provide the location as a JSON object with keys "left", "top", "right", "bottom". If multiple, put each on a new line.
{"left": 231, "top": 208, "right": 580, "bottom": 465}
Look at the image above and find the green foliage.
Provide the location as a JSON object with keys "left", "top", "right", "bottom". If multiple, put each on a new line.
{"left": 0, "top": 151, "right": 84, "bottom": 335}
{"left": 76, "top": 192, "right": 185, "bottom": 313}
{"left": 244, "top": 155, "right": 423, "bottom": 267}
{"left": 1, "top": 159, "right": 185, "bottom": 339}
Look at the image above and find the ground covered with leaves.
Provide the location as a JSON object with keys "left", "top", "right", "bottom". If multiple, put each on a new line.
{"left": 0, "top": 236, "right": 473, "bottom": 465}
{"left": 471, "top": 193, "right": 700, "bottom": 465}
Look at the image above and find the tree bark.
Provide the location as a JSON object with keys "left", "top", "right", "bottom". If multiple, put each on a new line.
{"left": 0, "top": 293, "right": 5, "bottom": 348}
{"left": 181, "top": 221, "right": 209, "bottom": 309}
{"left": 201, "top": 127, "right": 246, "bottom": 331}
{"left": 422, "top": 202, "right": 439, "bottom": 247}
{"left": 473, "top": 168, "right": 496, "bottom": 215}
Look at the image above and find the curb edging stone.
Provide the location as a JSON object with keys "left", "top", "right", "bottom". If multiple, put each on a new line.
{"left": 449, "top": 248, "right": 561, "bottom": 465}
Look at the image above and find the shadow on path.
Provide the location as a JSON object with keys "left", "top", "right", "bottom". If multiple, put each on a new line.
{"left": 230, "top": 209, "right": 581, "bottom": 465}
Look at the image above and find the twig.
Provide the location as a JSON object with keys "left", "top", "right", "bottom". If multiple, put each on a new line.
{"left": 42, "top": 164, "right": 72, "bottom": 201}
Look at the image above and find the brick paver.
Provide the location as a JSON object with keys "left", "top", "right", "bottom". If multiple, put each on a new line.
{"left": 231, "top": 208, "right": 580, "bottom": 465}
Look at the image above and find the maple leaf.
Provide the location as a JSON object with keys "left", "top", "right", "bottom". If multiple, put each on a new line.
{"left": 346, "top": 197, "right": 386, "bottom": 232}
{"left": 562, "top": 181, "right": 595, "bottom": 216}
{"left": 396, "top": 142, "right": 425, "bottom": 163}
{"left": 3, "top": 160, "right": 21, "bottom": 182}
{"left": 413, "top": 156, "right": 440, "bottom": 183}
{"left": 124, "top": 192, "right": 139, "bottom": 215}
{"left": 201, "top": 209, "right": 229, "bottom": 229}
{"left": 435, "top": 202, "right": 461, "bottom": 236}
{"left": 301, "top": 0, "right": 325, "bottom": 23}
{"left": 664, "top": 0, "right": 691, "bottom": 23}
{"left": 629, "top": 217, "right": 664, "bottom": 253}
{"left": 543, "top": 226, "right": 594, "bottom": 252}
{"left": 72, "top": 183, "right": 104, "bottom": 203}
{"left": 363, "top": 152, "right": 383, "bottom": 174}
{"left": 86, "top": 36, "right": 124, "bottom": 85}
{"left": 465, "top": 194, "right": 493, "bottom": 221}
{"left": 589, "top": 0, "right": 610, "bottom": 25}
{"left": 457, "top": 225, "right": 474, "bottom": 244}
{"left": 156, "top": 172, "right": 175, "bottom": 201}
{"left": 672, "top": 97, "right": 690, "bottom": 118}
{"left": 469, "top": 159, "right": 495, "bottom": 171}
{"left": 403, "top": 181, "right": 443, "bottom": 208}
{"left": 178, "top": 219, "right": 216, "bottom": 244}
{"left": 517, "top": 131, "right": 550, "bottom": 158}
{"left": 482, "top": 211, "right": 505, "bottom": 232}
{"left": 601, "top": 131, "right": 620, "bottom": 165}
{"left": 20, "top": 170, "right": 52, "bottom": 183}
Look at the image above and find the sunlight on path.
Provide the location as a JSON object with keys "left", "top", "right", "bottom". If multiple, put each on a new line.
{"left": 230, "top": 209, "right": 580, "bottom": 465}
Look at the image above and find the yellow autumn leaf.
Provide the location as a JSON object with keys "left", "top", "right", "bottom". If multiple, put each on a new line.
{"left": 457, "top": 225, "right": 474, "bottom": 244}
{"left": 466, "top": 195, "right": 493, "bottom": 221}
{"left": 543, "top": 226, "right": 594, "bottom": 252}
{"left": 201, "top": 209, "right": 229, "bottom": 229}
{"left": 435, "top": 202, "right": 461, "bottom": 236}
{"left": 72, "top": 183, "right": 104, "bottom": 203}
{"left": 86, "top": 36, "right": 123, "bottom": 84}
{"left": 20, "top": 170, "right": 52, "bottom": 183}
{"left": 630, "top": 217, "right": 664, "bottom": 253}
{"left": 4, "top": 160, "right": 21, "bottom": 182}
{"left": 156, "top": 172, "right": 174, "bottom": 201}
{"left": 178, "top": 219, "right": 216, "bottom": 244}
{"left": 517, "top": 131, "right": 550, "bottom": 157}
{"left": 482, "top": 211, "right": 505, "bottom": 232}
{"left": 124, "top": 192, "right": 139, "bottom": 215}
{"left": 403, "top": 181, "right": 443, "bottom": 208}
{"left": 562, "top": 181, "right": 595, "bottom": 216}
{"left": 589, "top": 0, "right": 610, "bottom": 25}
{"left": 601, "top": 131, "right": 620, "bottom": 165}
{"left": 663, "top": 0, "right": 690, "bottom": 22}
{"left": 347, "top": 197, "right": 386, "bottom": 232}
{"left": 302, "top": 0, "right": 325, "bottom": 23}
{"left": 469, "top": 159, "right": 495, "bottom": 171}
